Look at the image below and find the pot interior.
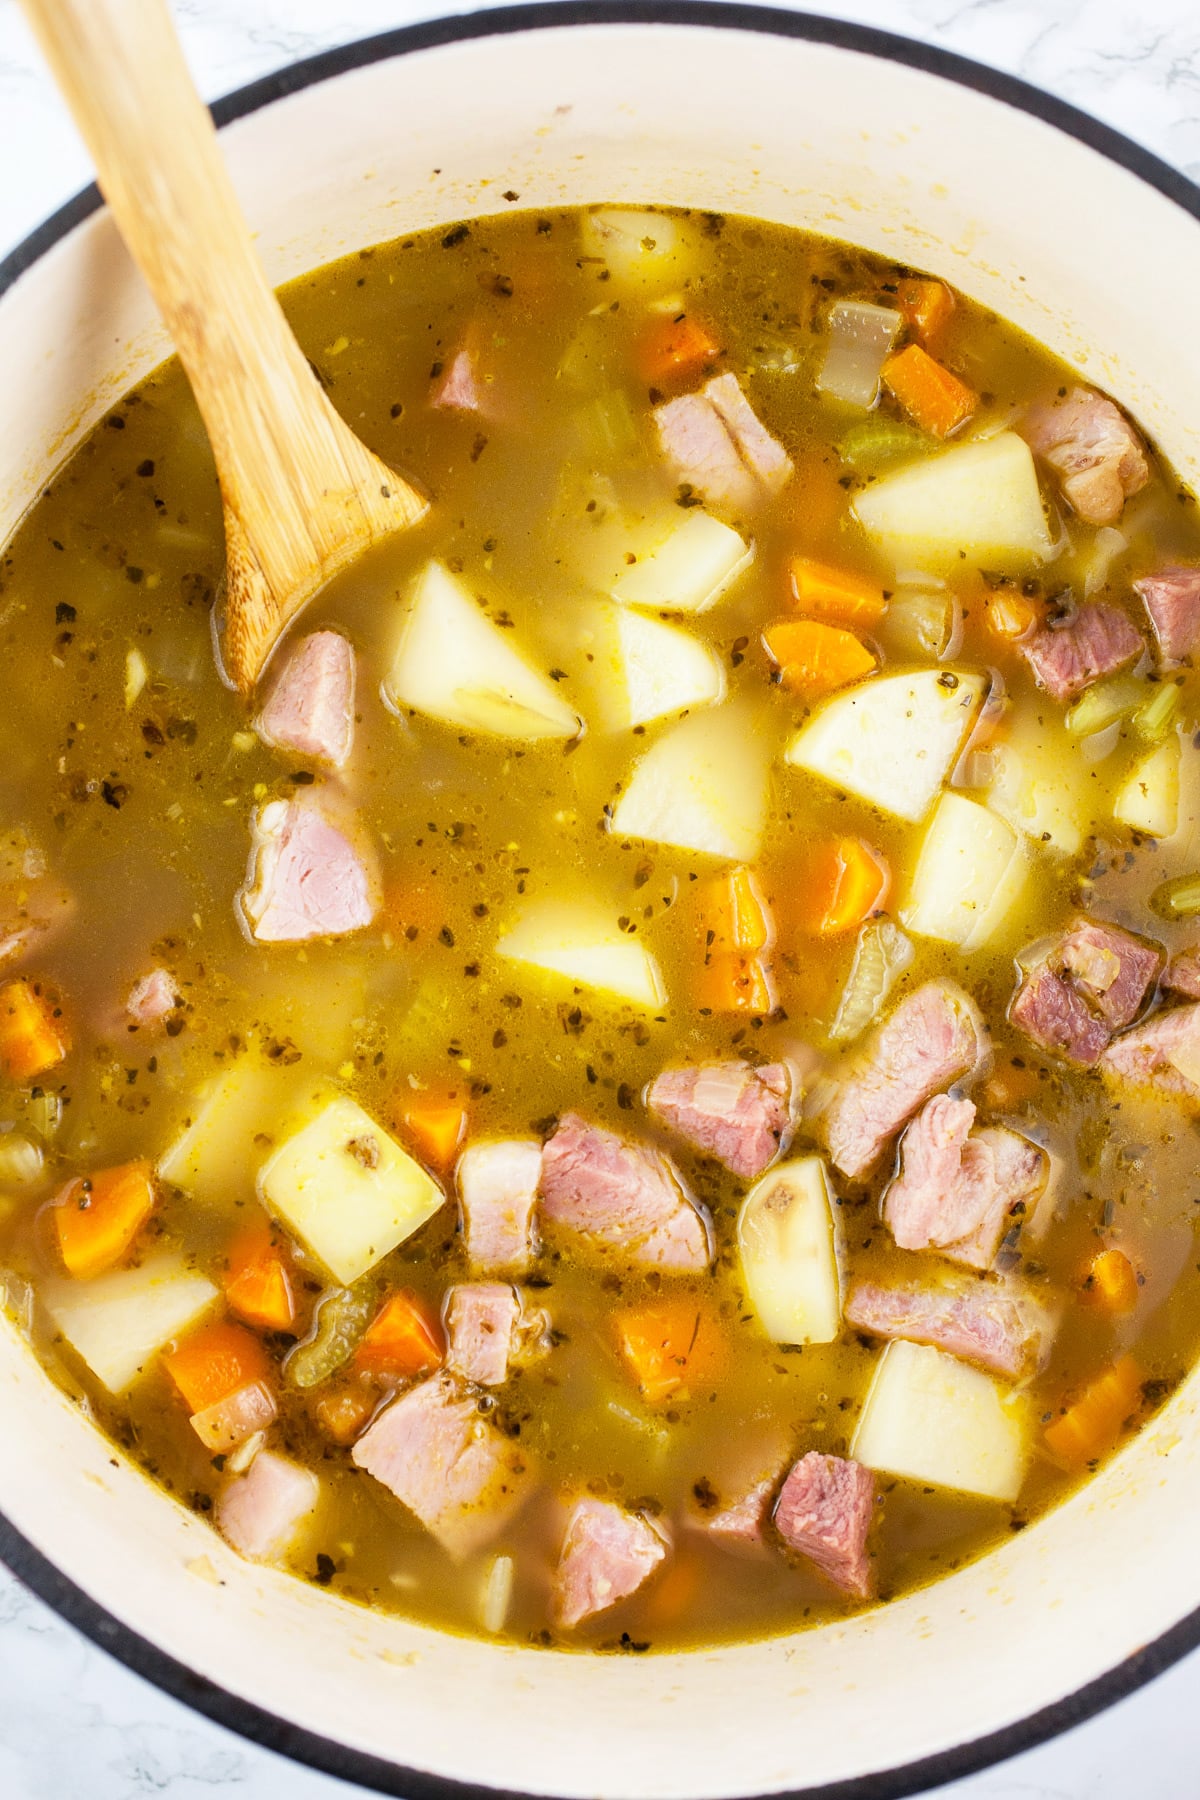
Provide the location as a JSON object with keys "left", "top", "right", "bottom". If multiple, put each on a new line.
{"left": 1, "top": 16, "right": 1199, "bottom": 1797}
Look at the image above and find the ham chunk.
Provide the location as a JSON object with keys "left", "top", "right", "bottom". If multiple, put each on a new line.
{"left": 445, "top": 1282, "right": 520, "bottom": 1387}
{"left": 217, "top": 1450, "right": 319, "bottom": 1563}
{"left": 1134, "top": 563, "right": 1200, "bottom": 663}
{"left": 1164, "top": 948, "right": 1200, "bottom": 1001}
{"left": 240, "top": 795, "right": 376, "bottom": 942}
{"left": 821, "top": 981, "right": 986, "bottom": 1181}
{"left": 774, "top": 1453, "right": 875, "bottom": 1600}
{"left": 1011, "top": 917, "right": 1160, "bottom": 1067}
{"left": 554, "top": 1498, "right": 670, "bottom": 1629}
{"left": 352, "top": 1373, "right": 533, "bottom": 1561}
{"left": 885, "top": 1094, "right": 1047, "bottom": 1271}
{"left": 456, "top": 1139, "right": 541, "bottom": 1273}
{"left": 257, "top": 631, "right": 355, "bottom": 768}
{"left": 1021, "top": 602, "right": 1143, "bottom": 703}
{"left": 431, "top": 344, "right": 483, "bottom": 412}
{"left": 1099, "top": 1002, "right": 1200, "bottom": 1102}
{"left": 540, "top": 1114, "right": 712, "bottom": 1271}
{"left": 845, "top": 1272, "right": 1057, "bottom": 1379}
{"left": 125, "top": 966, "right": 177, "bottom": 1030}
{"left": 654, "top": 373, "right": 792, "bottom": 512}
{"left": 1022, "top": 385, "right": 1150, "bottom": 525}
{"left": 647, "top": 1060, "right": 790, "bottom": 1178}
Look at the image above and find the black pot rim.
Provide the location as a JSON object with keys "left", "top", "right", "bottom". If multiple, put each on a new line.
{"left": 1, "top": 6, "right": 1199, "bottom": 1797}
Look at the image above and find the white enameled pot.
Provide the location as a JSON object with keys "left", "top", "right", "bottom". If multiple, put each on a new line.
{"left": 2, "top": 8, "right": 1200, "bottom": 1797}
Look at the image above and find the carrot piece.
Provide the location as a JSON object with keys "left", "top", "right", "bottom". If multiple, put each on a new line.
{"left": 763, "top": 619, "right": 877, "bottom": 697}
{"left": 697, "top": 952, "right": 774, "bottom": 1016}
{"left": 1081, "top": 1248, "right": 1139, "bottom": 1314}
{"left": 697, "top": 866, "right": 772, "bottom": 956}
{"left": 980, "top": 1059, "right": 1042, "bottom": 1112}
{"left": 636, "top": 313, "right": 721, "bottom": 387}
{"left": 315, "top": 1382, "right": 378, "bottom": 1445}
{"left": 796, "top": 837, "right": 890, "bottom": 936}
{"left": 163, "top": 1319, "right": 273, "bottom": 1415}
{"left": 381, "top": 877, "right": 443, "bottom": 943}
{"left": 52, "top": 1159, "right": 156, "bottom": 1280}
{"left": 789, "top": 556, "right": 886, "bottom": 630}
{"left": 986, "top": 591, "right": 1041, "bottom": 643}
{"left": 225, "top": 1220, "right": 297, "bottom": 1334}
{"left": 0, "top": 977, "right": 70, "bottom": 1082}
{"left": 894, "top": 277, "right": 955, "bottom": 346}
{"left": 401, "top": 1095, "right": 468, "bottom": 1173}
{"left": 354, "top": 1289, "right": 445, "bottom": 1379}
{"left": 641, "top": 1547, "right": 702, "bottom": 1625}
{"left": 1044, "top": 1356, "right": 1144, "bottom": 1467}
{"left": 882, "top": 344, "right": 978, "bottom": 438}
{"left": 614, "top": 1299, "right": 723, "bottom": 1405}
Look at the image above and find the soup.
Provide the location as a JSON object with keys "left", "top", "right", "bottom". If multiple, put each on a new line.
{"left": 1, "top": 205, "right": 1199, "bottom": 1651}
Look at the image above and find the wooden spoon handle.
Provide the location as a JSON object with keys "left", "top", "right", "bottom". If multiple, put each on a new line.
{"left": 19, "top": 0, "right": 427, "bottom": 690}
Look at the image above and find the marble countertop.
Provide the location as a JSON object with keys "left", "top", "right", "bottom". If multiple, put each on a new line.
{"left": 1, "top": 0, "right": 1199, "bottom": 1795}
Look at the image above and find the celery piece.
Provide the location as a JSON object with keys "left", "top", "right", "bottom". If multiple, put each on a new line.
{"left": 1134, "top": 680, "right": 1182, "bottom": 742}
{"left": 839, "top": 415, "right": 928, "bottom": 471}
{"left": 1064, "top": 674, "right": 1144, "bottom": 738}
{"left": 1151, "top": 874, "right": 1200, "bottom": 920}
{"left": 572, "top": 390, "right": 641, "bottom": 464}
{"left": 287, "top": 1277, "right": 381, "bottom": 1389}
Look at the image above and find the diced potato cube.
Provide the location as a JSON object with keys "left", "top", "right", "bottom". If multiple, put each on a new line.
{"left": 853, "top": 432, "right": 1054, "bottom": 573}
{"left": 610, "top": 512, "right": 752, "bottom": 614}
{"left": 42, "top": 1253, "right": 218, "bottom": 1394}
{"left": 787, "top": 669, "right": 985, "bottom": 824}
{"left": 902, "top": 792, "right": 1028, "bottom": 951}
{"left": 1113, "top": 735, "right": 1180, "bottom": 838}
{"left": 383, "top": 561, "right": 580, "bottom": 741}
{"left": 851, "top": 1339, "right": 1030, "bottom": 1502}
{"left": 737, "top": 1156, "right": 842, "bottom": 1344}
{"left": 582, "top": 602, "right": 725, "bottom": 731}
{"left": 158, "top": 1054, "right": 316, "bottom": 1210}
{"left": 610, "top": 704, "right": 770, "bottom": 861}
{"left": 579, "top": 209, "right": 692, "bottom": 293}
{"left": 988, "top": 706, "right": 1099, "bottom": 857}
{"left": 260, "top": 1093, "right": 444, "bottom": 1285}
{"left": 497, "top": 902, "right": 665, "bottom": 1008}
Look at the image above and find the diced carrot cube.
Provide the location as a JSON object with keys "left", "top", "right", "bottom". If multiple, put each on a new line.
{"left": 401, "top": 1095, "right": 468, "bottom": 1173}
{"left": 614, "top": 1299, "right": 724, "bottom": 1405}
{"left": 697, "top": 866, "right": 772, "bottom": 957}
{"left": 763, "top": 619, "right": 877, "bottom": 697}
{"left": 697, "top": 952, "right": 774, "bottom": 1016}
{"left": 789, "top": 556, "right": 886, "bottom": 629}
{"left": 796, "top": 837, "right": 890, "bottom": 936}
{"left": 986, "top": 591, "right": 1041, "bottom": 642}
{"left": 381, "top": 877, "right": 444, "bottom": 942}
{"left": 163, "top": 1319, "right": 274, "bottom": 1415}
{"left": 315, "top": 1382, "right": 378, "bottom": 1445}
{"left": 980, "top": 1059, "right": 1042, "bottom": 1112}
{"left": 0, "top": 977, "right": 70, "bottom": 1082}
{"left": 52, "top": 1159, "right": 157, "bottom": 1280}
{"left": 1081, "top": 1248, "right": 1139, "bottom": 1314}
{"left": 641, "top": 1548, "right": 702, "bottom": 1625}
{"left": 894, "top": 277, "right": 956, "bottom": 346}
{"left": 354, "top": 1289, "right": 445, "bottom": 1379}
{"left": 636, "top": 313, "right": 721, "bottom": 387}
{"left": 882, "top": 344, "right": 978, "bottom": 438}
{"left": 1044, "top": 1356, "right": 1144, "bottom": 1467}
{"left": 225, "top": 1220, "right": 297, "bottom": 1334}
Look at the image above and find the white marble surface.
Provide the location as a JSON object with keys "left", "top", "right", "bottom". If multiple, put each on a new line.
{"left": 1, "top": 0, "right": 1199, "bottom": 1794}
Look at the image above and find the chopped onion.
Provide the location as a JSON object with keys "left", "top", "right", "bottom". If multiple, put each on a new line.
{"left": 226, "top": 1429, "right": 266, "bottom": 1477}
{"left": 1082, "top": 525, "right": 1128, "bottom": 597}
{"left": 953, "top": 749, "right": 998, "bottom": 790}
{"left": 1079, "top": 722, "right": 1122, "bottom": 763}
{"left": 829, "top": 922, "right": 915, "bottom": 1044}
{"left": 817, "top": 301, "right": 901, "bottom": 407}
{"left": 0, "top": 1133, "right": 43, "bottom": 1188}
{"left": 479, "top": 1555, "right": 515, "bottom": 1635}
{"left": 1065, "top": 674, "right": 1144, "bottom": 738}
{"left": 190, "top": 1379, "right": 277, "bottom": 1452}
{"left": 884, "top": 589, "right": 957, "bottom": 660}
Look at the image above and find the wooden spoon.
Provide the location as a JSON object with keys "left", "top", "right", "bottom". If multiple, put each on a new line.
{"left": 20, "top": 0, "right": 429, "bottom": 694}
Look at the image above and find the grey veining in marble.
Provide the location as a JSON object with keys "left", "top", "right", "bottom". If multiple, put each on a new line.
{"left": 0, "top": 1, "right": 1199, "bottom": 1795}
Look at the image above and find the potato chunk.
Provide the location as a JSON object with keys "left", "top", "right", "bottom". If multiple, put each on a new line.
{"left": 384, "top": 561, "right": 580, "bottom": 740}
{"left": 158, "top": 1053, "right": 314, "bottom": 1210}
{"left": 497, "top": 902, "right": 665, "bottom": 1008}
{"left": 260, "top": 1093, "right": 444, "bottom": 1285}
{"left": 610, "top": 512, "right": 752, "bottom": 614}
{"left": 610, "top": 704, "right": 770, "bottom": 861}
{"left": 902, "top": 792, "right": 1028, "bottom": 951}
{"left": 1113, "top": 735, "right": 1180, "bottom": 838}
{"left": 42, "top": 1253, "right": 218, "bottom": 1394}
{"left": 583, "top": 603, "right": 724, "bottom": 731}
{"left": 851, "top": 1338, "right": 1030, "bottom": 1502}
{"left": 853, "top": 432, "right": 1053, "bottom": 572}
{"left": 578, "top": 208, "right": 692, "bottom": 294}
{"left": 737, "top": 1156, "right": 842, "bottom": 1344}
{"left": 787, "top": 669, "right": 985, "bottom": 823}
